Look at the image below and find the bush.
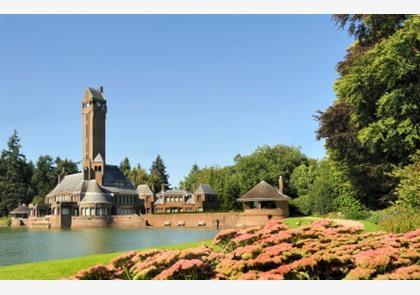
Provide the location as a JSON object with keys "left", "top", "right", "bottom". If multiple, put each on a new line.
{"left": 0, "top": 216, "right": 11, "bottom": 226}
{"left": 369, "top": 207, "right": 420, "bottom": 233}
{"left": 333, "top": 194, "right": 369, "bottom": 220}
{"left": 290, "top": 195, "right": 312, "bottom": 215}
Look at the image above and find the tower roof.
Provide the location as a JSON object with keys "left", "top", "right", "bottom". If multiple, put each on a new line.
{"left": 83, "top": 87, "right": 106, "bottom": 102}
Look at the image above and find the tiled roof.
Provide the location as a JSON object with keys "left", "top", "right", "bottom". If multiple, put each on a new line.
{"left": 10, "top": 204, "right": 29, "bottom": 215}
{"left": 194, "top": 184, "right": 215, "bottom": 195}
{"left": 237, "top": 181, "right": 291, "bottom": 202}
{"left": 137, "top": 184, "right": 153, "bottom": 195}
{"left": 47, "top": 165, "right": 137, "bottom": 197}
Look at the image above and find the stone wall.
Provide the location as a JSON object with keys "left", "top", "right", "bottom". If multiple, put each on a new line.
{"left": 10, "top": 217, "right": 28, "bottom": 227}
{"left": 71, "top": 216, "right": 111, "bottom": 228}
{"left": 111, "top": 215, "right": 147, "bottom": 227}
{"left": 27, "top": 217, "right": 51, "bottom": 229}
{"left": 144, "top": 209, "right": 287, "bottom": 229}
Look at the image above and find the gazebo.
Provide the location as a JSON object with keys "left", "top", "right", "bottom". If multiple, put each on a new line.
{"left": 237, "top": 178, "right": 291, "bottom": 213}
{"left": 10, "top": 203, "right": 30, "bottom": 218}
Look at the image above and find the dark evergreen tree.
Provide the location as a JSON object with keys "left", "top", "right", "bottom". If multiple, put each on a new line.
{"left": 149, "top": 155, "right": 170, "bottom": 193}
{"left": 31, "top": 155, "right": 56, "bottom": 201}
{"left": 119, "top": 157, "right": 132, "bottom": 179}
{"left": 0, "top": 130, "right": 34, "bottom": 215}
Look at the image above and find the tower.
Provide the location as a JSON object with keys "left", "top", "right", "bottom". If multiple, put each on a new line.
{"left": 82, "top": 86, "right": 107, "bottom": 184}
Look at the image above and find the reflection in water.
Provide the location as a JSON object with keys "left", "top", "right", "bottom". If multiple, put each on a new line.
{"left": 0, "top": 227, "right": 217, "bottom": 266}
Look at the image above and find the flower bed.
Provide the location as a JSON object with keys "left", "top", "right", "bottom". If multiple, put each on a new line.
{"left": 73, "top": 220, "right": 420, "bottom": 280}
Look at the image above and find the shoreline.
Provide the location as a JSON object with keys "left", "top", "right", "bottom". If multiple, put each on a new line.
{"left": 0, "top": 239, "right": 212, "bottom": 280}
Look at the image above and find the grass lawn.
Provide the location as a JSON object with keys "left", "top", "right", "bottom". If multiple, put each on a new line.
{"left": 0, "top": 239, "right": 212, "bottom": 280}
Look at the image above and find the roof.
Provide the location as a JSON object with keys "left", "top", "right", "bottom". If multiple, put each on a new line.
{"left": 237, "top": 181, "right": 291, "bottom": 202}
{"left": 185, "top": 196, "right": 196, "bottom": 204}
{"left": 137, "top": 184, "right": 153, "bottom": 195}
{"left": 154, "top": 197, "right": 164, "bottom": 205}
{"left": 47, "top": 165, "right": 137, "bottom": 197}
{"left": 80, "top": 181, "right": 111, "bottom": 204}
{"left": 194, "top": 184, "right": 215, "bottom": 195}
{"left": 83, "top": 87, "right": 106, "bottom": 102}
{"left": 156, "top": 189, "right": 187, "bottom": 197}
{"left": 10, "top": 204, "right": 29, "bottom": 215}
{"left": 93, "top": 153, "right": 104, "bottom": 162}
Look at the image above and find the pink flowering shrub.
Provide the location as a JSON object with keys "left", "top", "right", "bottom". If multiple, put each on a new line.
{"left": 73, "top": 220, "right": 420, "bottom": 280}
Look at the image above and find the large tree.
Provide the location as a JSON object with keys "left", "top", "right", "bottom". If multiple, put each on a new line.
{"left": 31, "top": 155, "right": 56, "bottom": 202}
{"left": 149, "top": 155, "right": 170, "bottom": 192}
{"left": 316, "top": 15, "right": 419, "bottom": 209}
{"left": 0, "top": 131, "right": 34, "bottom": 215}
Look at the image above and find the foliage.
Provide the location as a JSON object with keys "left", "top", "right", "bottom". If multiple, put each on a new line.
{"left": 0, "top": 131, "right": 34, "bottom": 216}
{"left": 369, "top": 207, "right": 420, "bottom": 234}
{"left": 149, "top": 155, "right": 170, "bottom": 192}
{"left": 73, "top": 220, "right": 420, "bottom": 280}
{"left": 316, "top": 15, "right": 420, "bottom": 209}
{"left": 180, "top": 145, "right": 309, "bottom": 211}
{"left": 290, "top": 159, "right": 367, "bottom": 219}
{"left": 391, "top": 151, "right": 420, "bottom": 210}
{"left": 0, "top": 216, "right": 11, "bottom": 226}
{"left": 31, "top": 155, "right": 56, "bottom": 201}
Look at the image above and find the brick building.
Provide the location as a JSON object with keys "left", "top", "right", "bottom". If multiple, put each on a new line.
{"left": 43, "top": 87, "right": 142, "bottom": 222}
{"left": 138, "top": 183, "right": 218, "bottom": 214}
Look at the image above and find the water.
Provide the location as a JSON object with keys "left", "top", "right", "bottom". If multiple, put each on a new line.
{"left": 0, "top": 227, "right": 217, "bottom": 266}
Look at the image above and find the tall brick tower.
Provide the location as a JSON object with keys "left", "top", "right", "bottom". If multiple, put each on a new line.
{"left": 82, "top": 86, "right": 107, "bottom": 184}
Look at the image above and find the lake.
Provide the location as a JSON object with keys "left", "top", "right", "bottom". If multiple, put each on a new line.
{"left": 0, "top": 227, "right": 217, "bottom": 266}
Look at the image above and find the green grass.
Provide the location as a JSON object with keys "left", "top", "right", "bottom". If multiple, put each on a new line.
{"left": 0, "top": 239, "right": 211, "bottom": 280}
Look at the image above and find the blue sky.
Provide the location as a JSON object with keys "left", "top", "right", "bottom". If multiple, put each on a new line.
{"left": 0, "top": 15, "right": 352, "bottom": 186}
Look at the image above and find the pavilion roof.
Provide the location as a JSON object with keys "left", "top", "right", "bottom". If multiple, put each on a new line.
{"left": 237, "top": 181, "right": 291, "bottom": 202}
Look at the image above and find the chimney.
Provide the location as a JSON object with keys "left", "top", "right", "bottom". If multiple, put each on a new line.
{"left": 99, "top": 86, "right": 104, "bottom": 93}
{"left": 161, "top": 184, "right": 165, "bottom": 193}
{"left": 279, "top": 176, "right": 284, "bottom": 194}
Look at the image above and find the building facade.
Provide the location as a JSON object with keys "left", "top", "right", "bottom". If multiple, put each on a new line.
{"left": 138, "top": 183, "right": 218, "bottom": 214}
{"left": 43, "top": 87, "right": 142, "bottom": 226}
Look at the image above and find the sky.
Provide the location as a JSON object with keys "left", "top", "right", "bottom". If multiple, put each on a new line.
{"left": 0, "top": 15, "right": 353, "bottom": 186}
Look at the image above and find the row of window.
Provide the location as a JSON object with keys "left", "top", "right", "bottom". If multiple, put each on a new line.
{"left": 47, "top": 195, "right": 76, "bottom": 204}
{"left": 80, "top": 207, "right": 109, "bottom": 216}
{"left": 153, "top": 207, "right": 203, "bottom": 213}
{"left": 113, "top": 195, "right": 137, "bottom": 204}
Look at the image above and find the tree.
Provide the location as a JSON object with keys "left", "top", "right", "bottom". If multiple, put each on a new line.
{"left": 0, "top": 131, "right": 34, "bottom": 215}
{"left": 392, "top": 151, "right": 420, "bottom": 210}
{"left": 54, "top": 157, "right": 78, "bottom": 179}
{"left": 31, "top": 155, "right": 56, "bottom": 201}
{"left": 149, "top": 155, "right": 170, "bottom": 192}
{"left": 316, "top": 15, "right": 420, "bottom": 209}
{"left": 129, "top": 164, "right": 149, "bottom": 186}
{"left": 234, "top": 145, "right": 309, "bottom": 197}
{"left": 119, "top": 157, "right": 132, "bottom": 179}
{"left": 290, "top": 162, "right": 318, "bottom": 197}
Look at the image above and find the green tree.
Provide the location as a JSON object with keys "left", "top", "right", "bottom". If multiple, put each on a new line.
{"left": 119, "top": 157, "right": 132, "bottom": 179}
{"left": 392, "top": 151, "right": 420, "bottom": 210}
{"left": 0, "top": 131, "right": 34, "bottom": 215}
{"left": 234, "top": 145, "right": 309, "bottom": 197}
{"left": 129, "top": 164, "right": 149, "bottom": 186}
{"left": 149, "top": 155, "right": 170, "bottom": 192}
{"left": 31, "top": 155, "right": 56, "bottom": 201}
{"left": 316, "top": 15, "right": 420, "bottom": 209}
{"left": 54, "top": 157, "right": 78, "bottom": 179}
{"left": 290, "top": 161, "right": 318, "bottom": 197}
